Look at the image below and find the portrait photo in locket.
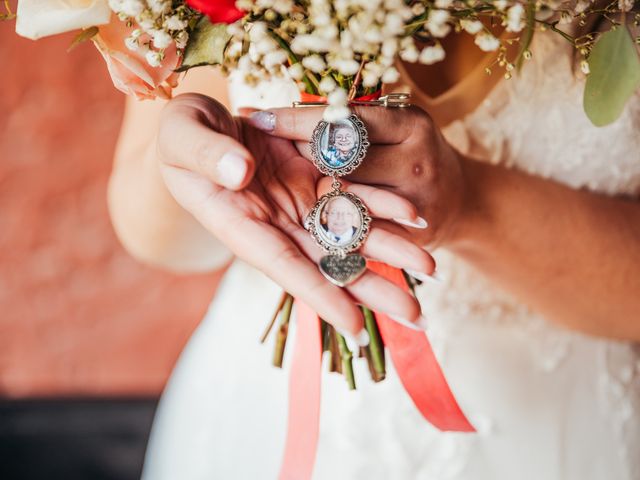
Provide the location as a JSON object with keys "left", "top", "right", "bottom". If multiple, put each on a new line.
{"left": 311, "top": 114, "right": 370, "bottom": 177}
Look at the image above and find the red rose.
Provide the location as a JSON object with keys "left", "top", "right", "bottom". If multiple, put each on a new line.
{"left": 186, "top": 0, "right": 245, "bottom": 23}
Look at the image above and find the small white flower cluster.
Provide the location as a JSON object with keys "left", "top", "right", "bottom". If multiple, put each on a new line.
{"left": 217, "top": 0, "right": 618, "bottom": 120}
{"left": 108, "top": 0, "right": 196, "bottom": 67}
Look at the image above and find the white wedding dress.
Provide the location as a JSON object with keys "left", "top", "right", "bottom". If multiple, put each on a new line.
{"left": 141, "top": 29, "right": 640, "bottom": 480}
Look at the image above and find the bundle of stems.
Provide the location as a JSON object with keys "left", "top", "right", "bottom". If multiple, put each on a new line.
{"left": 260, "top": 271, "right": 422, "bottom": 390}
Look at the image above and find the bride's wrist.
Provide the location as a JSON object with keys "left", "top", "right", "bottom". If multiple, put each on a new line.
{"left": 441, "top": 154, "right": 494, "bottom": 252}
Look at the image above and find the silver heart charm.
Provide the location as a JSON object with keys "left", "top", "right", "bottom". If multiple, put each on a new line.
{"left": 319, "top": 254, "right": 366, "bottom": 287}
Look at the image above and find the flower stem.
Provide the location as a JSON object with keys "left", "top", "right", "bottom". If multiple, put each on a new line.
{"left": 261, "top": 290, "right": 289, "bottom": 343}
{"left": 328, "top": 325, "right": 343, "bottom": 373}
{"left": 272, "top": 294, "right": 293, "bottom": 368}
{"left": 362, "top": 306, "right": 385, "bottom": 379}
{"left": 336, "top": 333, "right": 356, "bottom": 390}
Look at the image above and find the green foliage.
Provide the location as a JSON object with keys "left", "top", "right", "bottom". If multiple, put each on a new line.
{"left": 584, "top": 25, "right": 640, "bottom": 127}
{"left": 176, "top": 16, "right": 231, "bottom": 72}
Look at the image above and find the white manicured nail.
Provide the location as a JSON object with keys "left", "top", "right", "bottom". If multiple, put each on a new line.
{"left": 393, "top": 216, "right": 428, "bottom": 229}
{"left": 405, "top": 269, "right": 444, "bottom": 284}
{"left": 249, "top": 111, "right": 276, "bottom": 132}
{"left": 389, "top": 314, "right": 428, "bottom": 331}
{"left": 335, "top": 327, "right": 370, "bottom": 348}
{"left": 217, "top": 152, "right": 248, "bottom": 189}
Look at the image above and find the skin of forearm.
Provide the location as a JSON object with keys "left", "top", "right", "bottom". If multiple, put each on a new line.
{"left": 448, "top": 155, "right": 640, "bottom": 341}
{"left": 108, "top": 137, "right": 232, "bottom": 273}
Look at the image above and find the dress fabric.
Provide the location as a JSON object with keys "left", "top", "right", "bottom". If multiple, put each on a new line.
{"left": 141, "top": 29, "right": 640, "bottom": 480}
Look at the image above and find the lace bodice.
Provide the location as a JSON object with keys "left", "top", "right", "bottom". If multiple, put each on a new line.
{"left": 395, "top": 28, "right": 640, "bottom": 480}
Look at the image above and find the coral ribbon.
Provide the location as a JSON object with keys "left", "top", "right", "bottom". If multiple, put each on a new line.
{"left": 367, "top": 261, "right": 476, "bottom": 432}
{"left": 278, "top": 300, "right": 323, "bottom": 480}
{"left": 279, "top": 264, "right": 474, "bottom": 480}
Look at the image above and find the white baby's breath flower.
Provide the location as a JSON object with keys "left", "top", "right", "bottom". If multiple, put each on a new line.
{"left": 435, "top": 0, "right": 454, "bottom": 8}
{"left": 263, "top": 49, "right": 288, "bottom": 69}
{"left": 249, "top": 22, "right": 269, "bottom": 42}
{"left": 381, "top": 66, "right": 400, "bottom": 83}
{"left": 319, "top": 75, "right": 337, "bottom": 93}
{"left": 494, "top": 0, "right": 508, "bottom": 11}
{"left": 273, "top": 0, "right": 294, "bottom": 14}
{"left": 324, "top": 105, "right": 351, "bottom": 122}
{"left": 460, "top": 19, "right": 484, "bottom": 34}
{"left": 164, "top": 15, "right": 188, "bottom": 31}
{"left": 619, "top": 0, "right": 634, "bottom": 11}
{"left": 411, "top": 3, "right": 426, "bottom": 15}
{"left": 145, "top": 50, "right": 163, "bottom": 67}
{"left": 256, "top": 36, "right": 278, "bottom": 54}
{"left": 175, "top": 30, "right": 189, "bottom": 49}
{"left": 227, "top": 39, "right": 244, "bottom": 58}
{"left": 151, "top": 29, "right": 172, "bottom": 49}
{"left": 120, "top": 0, "right": 144, "bottom": 17}
{"left": 474, "top": 32, "right": 501, "bottom": 51}
{"left": 125, "top": 36, "right": 139, "bottom": 51}
{"left": 138, "top": 17, "right": 155, "bottom": 31}
{"left": 287, "top": 62, "right": 305, "bottom": 80}
{"left": 323, "top": 87, "right": 350, "bottom": 121}
{"left": 575, "top": 0, "right": 590, "bottom": 13}
{"left": 236, "top": 0, "right": 253, "bottom": 10}
{"left": 328, "top": 87, "right": 348, "bottom": 105}
{"left": 148, "top": 0, "right": 171, "bottom": 15}
{"left": 302, "top": 54, "right": 327, "bottom": 73}
{"left": 580, "top": 59, "right": 590, "bottom": 74}
{"left": 400, "top": 45, "right": 419, "bottom": 62}
{"left": 329, "top": 56, "right": 361, "bottom": 76}
{"left": 426, "top": 9, "right": 451, "bottom": 37}
{"left": 419, "top": 44, "right": 446, "bottom": 64}
{"left": 506, "top": 4, "right": 525, "bottom": 32}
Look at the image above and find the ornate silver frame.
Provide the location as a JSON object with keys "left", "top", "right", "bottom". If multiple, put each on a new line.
{"left": 309, "top": 114, "right": 370, "bottom": 177}
{"left": 304, "top": 190, "right": 371, "bottom": 255}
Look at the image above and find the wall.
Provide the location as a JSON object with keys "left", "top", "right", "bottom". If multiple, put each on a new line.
{"left": 0, "top": 22, "right": 221, "bottom": 397}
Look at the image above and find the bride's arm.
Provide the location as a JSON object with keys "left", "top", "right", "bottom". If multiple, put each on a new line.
{"left": 108, "top": 68, "right": 234, "bottom": 272}
{"left": 450, "top": 156, "right": 640, "bottom": 341}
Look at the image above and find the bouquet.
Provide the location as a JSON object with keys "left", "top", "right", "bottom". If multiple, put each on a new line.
{"left": 6, "top": 0, "right": 640, "bottom": 477}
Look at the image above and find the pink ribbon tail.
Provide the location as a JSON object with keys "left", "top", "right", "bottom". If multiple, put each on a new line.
{"left": 278, "top": 300, "right": 323, "bottom": 480}
{"left": 368, "top": 261, "right": 476, "bottom": 432}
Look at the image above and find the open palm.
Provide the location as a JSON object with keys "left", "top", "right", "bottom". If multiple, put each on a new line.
{"left": 158, "top": 94, "right": 433, "bottom": 335}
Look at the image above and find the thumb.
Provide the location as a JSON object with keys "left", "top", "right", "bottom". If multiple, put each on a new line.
{"left": 158, "top": 94, "right": 256, "bottom": 191}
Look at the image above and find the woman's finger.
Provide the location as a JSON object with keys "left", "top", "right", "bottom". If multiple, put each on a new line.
{"left": 201, "top": 208, "right": 369, "bottom": 341}
{"left": 248, "top": 105, "right": 421, "bottom": 144}
{"left": 361, "top": 222, "right": 436, "bottom": 276}
{"left": 316, "top": 177, "right": 428, "bottom": 229}
{"left": 157, "top": 93, "right": 257, "bottom": 190}
{"left": 288, "top": 225, "right": 428, "bottom": 331}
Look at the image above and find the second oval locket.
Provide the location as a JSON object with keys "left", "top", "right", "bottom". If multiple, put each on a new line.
{"left": 305, "top": 190, "right": 371, "bottom": 255}
{"left": 310, "top": 114, "right": 370, "bottom": 177}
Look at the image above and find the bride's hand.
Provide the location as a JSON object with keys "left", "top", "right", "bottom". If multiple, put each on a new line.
{"left": 248, "top": 105, "right": 466, "bottom": 250}
{"left": 156, "top": 93, "right": 434, "bottom": 339}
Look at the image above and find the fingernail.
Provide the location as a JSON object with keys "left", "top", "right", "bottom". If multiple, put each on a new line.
{"left": 393, "top": 216, "right": 428, "bottom": 229}
{"left": 217, "top": 152, "right": 248, "bottom": 189}
{"left": 389, "top": 314, "right": 428, "bottom": 331}
{"left": 405, "top": 269, "right": 444, "bottom": 285}
{"left": 335, "top": 326, "right": 370, "bottom": 348}
{"left": 248, "top": 111, "right": 275, "bottom": 132}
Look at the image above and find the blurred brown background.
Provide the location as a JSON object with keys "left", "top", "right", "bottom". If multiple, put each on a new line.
{"left": 0, "top": 15, "right": 231, "bottom": 480}
{"left": 0, "top": 25, "right": 222, "bottom": 399}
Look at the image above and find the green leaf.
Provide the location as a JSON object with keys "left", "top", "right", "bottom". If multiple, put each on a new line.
{"left": 176, "top": 17, "right": 231, "bottom": 73}
{"left": 67, "top": 26, "right": 99, "bottom": 52}
{"left": 584, "top": 25, "right": 640, "bottom": 127}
